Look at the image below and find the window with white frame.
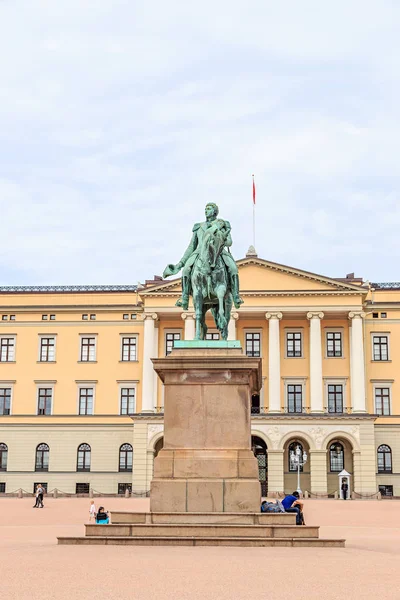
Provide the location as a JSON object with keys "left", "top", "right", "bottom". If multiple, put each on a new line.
{"left": 374, "top": 386, "right": 391, "bottom": 415}
{"left": 286, "top": 384, "right": 303, "bottom": 413}
{"left": 0, "top": 337, "right": 15, "bottom": 362}
{"left": 80, "top": 336, "right": 96, "bottom": 362}
{"left": 286, "top": 331, "right": 302, "bottom": 358}
{"left": 205, "top": 332, "right": 220, "bottom": 341}
{"left": 325, "top": 382, "right": 345, "bottom": 413}
{"left": 39, "top": 336, "right": 56, "bottom": 362}
{"left": 121, "top": 336, "right": 138, "bottom": 361}
{"left": 0, "top": 388, "right": 11, "bottom": 415}
{"left": 372, "top": 335, "right": 389, "bottom": 361}
{"left": 165, "top": 331, "right": 181, "bottom": 355}
{"left": 37, "top": 388, "right": 53, "bottom": 415}
{"left": 326, "top": 331, "right": 342, "bottom": 357}
{"left": 78, "top": 387, "right": 94, "bottom": 415}
{"left": 120, "top": 387, "right": 136, "bottom": 415}
{"left": 245, "top": 332, "right": 261, "bottom": 357}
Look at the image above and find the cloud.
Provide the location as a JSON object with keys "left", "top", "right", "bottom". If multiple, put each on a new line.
{"left": 0, "top": 0, "right": 399, "bottom": 284}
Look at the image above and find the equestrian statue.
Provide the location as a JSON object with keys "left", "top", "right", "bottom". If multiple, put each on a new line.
{"left": 163, "top": 203, "right": 243, "bottom": 340}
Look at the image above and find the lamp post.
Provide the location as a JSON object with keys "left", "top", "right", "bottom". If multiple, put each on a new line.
{"left": 290, "top": 445, "right": 308, "bottom": 495}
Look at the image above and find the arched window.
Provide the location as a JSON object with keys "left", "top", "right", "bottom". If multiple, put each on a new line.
{"left": 35, "top": 443, "right": 49, "bottom": 472}
{"left": 0, "top": 443, "right": 8, "bottom": 471}
{"left": 77, "top": 443, "right": 91, "bottom": 472}
{"left": 330, "top": 442, "right": 344, "bottom": 472}
{"left": 288, "top": 441, "right": 304, "bottom": 472}
{"left": 377, "top": 445, "right": 392, "bottom": 473}
{"left": 119, "top": 443, "right": 133, "bottom": 472}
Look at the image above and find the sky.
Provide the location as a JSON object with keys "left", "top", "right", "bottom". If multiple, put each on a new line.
{"left": 0, "top": 0, "right": 399, "bottom": 285}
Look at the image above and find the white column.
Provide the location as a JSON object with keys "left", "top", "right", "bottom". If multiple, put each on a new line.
{"left": 181, "top": 313, "right": 195, "bottom": 340}
{"left": 348, "top": 311, "right": 366, "bottom": 412}
{"left": 266, "top": 312, "right": 282, "bottom": 413}
{"left": 307, "top": 312, "right": 324, "bottom": 413}
{"left": 228, "top": 311, "right": 239, "bottom": 340}
{"left": 141, "top": 313, "right": 158, "bottom": 413}
{"left": 152, "top": 325, "right": 159, "bottom": 410}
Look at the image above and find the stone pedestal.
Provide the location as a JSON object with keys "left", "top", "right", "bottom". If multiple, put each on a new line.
{"left": 150, "top": 345, "right": 262, "bottom": 513}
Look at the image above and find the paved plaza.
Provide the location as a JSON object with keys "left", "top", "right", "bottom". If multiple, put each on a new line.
{"left": 1, "top": 498, "right": 399, "bottom": 600}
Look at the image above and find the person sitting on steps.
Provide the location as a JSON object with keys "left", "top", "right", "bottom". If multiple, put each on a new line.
{"left": 281, "top": 491, "right": 306, "bottom": 525}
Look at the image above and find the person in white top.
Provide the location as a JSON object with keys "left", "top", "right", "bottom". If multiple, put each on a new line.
{"left": 89, "top": 500, "right": 96, "bottom": 522}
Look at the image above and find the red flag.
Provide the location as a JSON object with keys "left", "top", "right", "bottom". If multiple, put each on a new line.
{"left": 252, "top": 175, "right": 256, "bottom": 205}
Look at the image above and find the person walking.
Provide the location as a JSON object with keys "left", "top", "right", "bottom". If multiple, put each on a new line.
{"left": 89, "top": 500, "right": 96, "bottom": 522}
{"left": 36, "top": 484, "right": 44, "bottom": 508}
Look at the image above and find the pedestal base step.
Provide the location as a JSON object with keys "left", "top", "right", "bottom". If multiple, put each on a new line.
{"left": 58, "top": 536, "right": 345, "bottom": 548}
{"left": 110, "top": 511, "right": 296, "bottom": 525}
{"left": 85, "top": 523, "right": 320, "bottom": 539}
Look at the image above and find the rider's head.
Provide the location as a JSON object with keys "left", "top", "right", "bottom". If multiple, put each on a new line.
{"left": 205, "top": 203, "right": 219, "bottom": 219}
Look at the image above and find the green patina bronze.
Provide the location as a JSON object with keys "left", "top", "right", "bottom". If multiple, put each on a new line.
{"left": 163, "top": 203, "right": 243, "bottom": 340}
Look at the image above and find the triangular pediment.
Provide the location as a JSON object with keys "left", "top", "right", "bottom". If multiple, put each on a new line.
{"left": 140, "top": 257, "right": 366, "bottom": 296}
{"left": 237, "top": 257, "right": 365, "bottom": 294}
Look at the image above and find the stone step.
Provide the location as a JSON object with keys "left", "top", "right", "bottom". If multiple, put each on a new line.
{"left": 85, "top": 523, "right": 319, "bottom": 539}
{"left": 110, "top": 511, "right": 296, "bottom": 526}
{"left": 58, "top": 536, "right": 345, "bottom": 548}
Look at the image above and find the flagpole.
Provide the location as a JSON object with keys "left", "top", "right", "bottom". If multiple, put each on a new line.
{"left": 252, "top": 174, "right": 256, "bottom": 249}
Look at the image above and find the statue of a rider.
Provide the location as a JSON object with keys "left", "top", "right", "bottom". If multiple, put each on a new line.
{"left": 163, "top": 203, "right": 243, "bottom": 311}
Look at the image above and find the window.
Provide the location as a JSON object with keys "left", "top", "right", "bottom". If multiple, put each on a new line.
{"left": 287, "top": 384, "right": 303, "bottom": 413}
{"left": 326, "top": 332, "right": 342, "bottom": 357}
{"left": 206, "top": 332, "right": 220, "bottom": 340}
{"left": 77, "top": 444, "right": 91, "bottom": 471}
{"left": 123, "top": 314, "right": 129, "bottom": 320}
{"left": 50, "top": 314, "right": 56, "bottom": 321}
{"left": 35, "top": 443, "right": 49, "bottom": 471}
{"left": 251, "top": 394, "right": 260, "bottom": 414}
{"left": 1, "top": 315, "right": 7, "bottom": 321}
{"left": 119, "top": 443, "right": 133, "bottom": 472}
{"left": 330, "top": 442, "right": 344, "bottom": 472}
{"left": 288, "top": 442, "right": 304, "bottom": 472}
{"left": 80, "top": 337, "right": 96, "bottom": 361}
{"left": 78, "top": 388, "right": 93, "bottom": 415}
{"left": 33, "top": 482, "right": 47, "bottom": 493}
{"left": 372, "top": 312, "right": 379, "bottom": 319}
{"left": 375, "top": 387, "right": 390, "bottom": 415}
{"left": 381, "top": 312, "right": 387, "bottom": 319}
{"left": 90, "top": 314, "right": 96, "bottom": 320}
{"left": 0, "top": 483, "right": 5, "bottom": 493}
{"left": 0, "top": 443, "right": 7, "bottom": 471}
{"left": 76, "top": 483, "right": 90, "bottom": 494}
{"left": 165, "top": 332, "right": 181, "bottom": 355}
{"left": 131, "top": 314, "right": 137, "bottom": 320}
{"left": 39, "top": 337, "right": 55, "bottom": 362}
{"left": 245, "top": 332, "right": 261, "bottom": 357}
{"left": 118, "top": 483, "right": 132, "bottom": 495}
{"left": 121, "top": 337, "right": 137, "bottom": 361}
{"left": 10, "top": 315, "right": 15, "bottom": 321}
{"left": 37, "top": 388, "right": 52, "bottom": 415}
{"left": 0, "top": 337, "right": 15, "bottom": 362}
{"left": 120, "top": 388, "right": 135, "bottom": 415}
{"left": 286, "top": 332, "right": 302, "bottom": 357}
{"left": 377, "top": 445, "right": 392, "bottom": 473}
{"left": 379, "top": 485, "right": 393, "bottom": 497}
{"left": 327, "top": 384, "right": 343, "bottom": 413}
{"left": 373, "top": 335, "right": 389, "bottom": 361}
{"left": 0, "top": 388, "right": 11, "bottom": 415}
{"left": 41, "top": 315, "right": 48, "bottom": 320}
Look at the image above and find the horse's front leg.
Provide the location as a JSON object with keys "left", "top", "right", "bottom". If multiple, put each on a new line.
{"left": 216, "top": 286, "right": 227, "bottom": 332}
{"left": 194, "top": 293, "right": 203, "bottom": 340}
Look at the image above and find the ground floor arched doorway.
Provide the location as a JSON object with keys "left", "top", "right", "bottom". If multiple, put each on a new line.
{"left": 252, "top": 436, "right": 268, "bottom": 496}
{"left": 284, "top": 438, "right": 311, "bottom": 494}
{"left": 326, "top": 438, "right": 353, "bottom": 495}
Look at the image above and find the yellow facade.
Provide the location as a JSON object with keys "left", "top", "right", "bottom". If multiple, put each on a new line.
{"left": 0, "top": 255, "right": 399, "bottom": 497}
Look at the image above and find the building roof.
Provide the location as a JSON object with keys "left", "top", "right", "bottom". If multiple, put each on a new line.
{"left": 0, "top": 285, "right": 138, "bottom": 294}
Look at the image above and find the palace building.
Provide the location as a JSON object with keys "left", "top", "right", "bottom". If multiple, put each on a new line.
{"left": 0, "top": 248, "right": 399, "bottom": 498}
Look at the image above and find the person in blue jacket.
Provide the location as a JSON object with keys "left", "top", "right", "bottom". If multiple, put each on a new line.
{"left": 281, "top": 491, "right": 305, "bottom": 525}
